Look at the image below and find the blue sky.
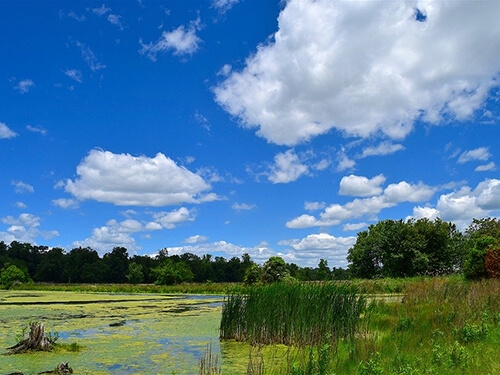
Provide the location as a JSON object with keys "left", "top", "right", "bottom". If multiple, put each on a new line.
{"left": 1, "top": 0, "right": 500, "bottom": 268}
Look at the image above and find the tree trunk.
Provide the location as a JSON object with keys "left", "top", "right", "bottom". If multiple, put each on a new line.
{"left": 7, "top": 322, "right": 53, "bottom": 354}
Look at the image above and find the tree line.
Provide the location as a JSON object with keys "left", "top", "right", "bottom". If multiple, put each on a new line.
{"left": 1, "top": 217, "right": 499, "bottom": 288}
{"left": 0, "top": 242, "right": 347, "bottom": 288}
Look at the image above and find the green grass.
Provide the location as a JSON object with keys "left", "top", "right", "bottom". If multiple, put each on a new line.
{"left": 220, "top": 277, "right": 500, "bottom": 375}
{"left": 220, "top": 282, "right": 366, "bottom": 346}
{"left": 7, "top": 281, "right": 244, "bottom": 295}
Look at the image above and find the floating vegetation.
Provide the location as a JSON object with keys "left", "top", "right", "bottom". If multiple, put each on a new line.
{"left": 0, "top": 290, "right": 223, "bottom": 374}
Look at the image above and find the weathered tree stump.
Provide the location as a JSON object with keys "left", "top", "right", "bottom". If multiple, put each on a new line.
{"left": 7, "top": 322, "right": 53, "bottom": 354}
{"left": 38, "top": 362, "right": 73, "bottom": 374}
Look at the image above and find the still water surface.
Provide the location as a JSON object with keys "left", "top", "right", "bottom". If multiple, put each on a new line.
{"left": 0, "top": 291, "right": 225, "bottom": 374}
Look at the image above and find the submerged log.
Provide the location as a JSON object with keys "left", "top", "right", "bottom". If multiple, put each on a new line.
{"left": 7, "top": 322, "right": 53, "bottom": 354}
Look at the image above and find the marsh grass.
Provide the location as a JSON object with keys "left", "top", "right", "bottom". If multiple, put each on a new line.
{"left": 220, "top": 282, "right": 366, "bottom": 347}
{"left": 222, "top": 277, "right": 500, "bottom": 375}
{"left": 10, "top": 282, "right": 244, "bottom": 295}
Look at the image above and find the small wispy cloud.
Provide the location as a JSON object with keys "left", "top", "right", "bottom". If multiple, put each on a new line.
{"left": 458, "top": 147, "right": 491, "bottom": 163}
{"left": 359, "top": 141, "right": 405, "bottom": 158}
{"left": 139, "top": 18, "right": 202, "bottom": 60}
{"left": 63, "top": 69, "right": 83, "bottom": 83}
{"left": 211, "top": 0, "right": 240, "bottom": 14}
{"left": 91, "top": 4, "right": 111, "bottom": 16}
{"left": 60, "top": 10, "right": 86, "bottom": 22}
{"left": 107, "top": 14, "right": 124, "bottom": 30}
{"left": 14, "top": 79, "right": 34, "bottom": 94}
{"left": 232, "top": 202, "right": 257, "bottom": 211}
{"left": 183, "top": 234, "right": 208, "bottom": 244}
{"left": 26, "top": 125, "right": 47, "bottom": 135}
{"left": 75, "top": 41, "right": 106, "bottom": 71}
{"left": 475, "top": 162, "right": 496, "bottom": 172}
{"left": 12, "top": 180, "right": 34, "bottom": 194}
{"left": 52, "top": 198, "right": 79, "bottom": 209}
{"left": 194, "top": 111, "right": 210, "bottom": 131}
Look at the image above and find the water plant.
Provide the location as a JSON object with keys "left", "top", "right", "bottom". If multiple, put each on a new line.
{"left": 220, "top": 282, "right": 366, "bottom": 347}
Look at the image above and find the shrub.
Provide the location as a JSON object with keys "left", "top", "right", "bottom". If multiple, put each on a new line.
{"left": 0, "top": 263, "right": 28, "bottom": 289}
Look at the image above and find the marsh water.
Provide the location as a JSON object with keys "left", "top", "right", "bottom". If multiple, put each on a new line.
{"left": 0, "top": 290, "right": 229, "bottom": 374}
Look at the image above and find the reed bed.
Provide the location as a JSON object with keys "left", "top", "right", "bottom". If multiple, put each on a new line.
{"left": 220, "top": 282, "right": 366, "bottom": 347}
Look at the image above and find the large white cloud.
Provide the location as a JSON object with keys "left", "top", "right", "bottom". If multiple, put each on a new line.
{"left": 214, "top": 0, "right": 500, "bottom": 146}
{"left": 64, "top": 150, "right": 218, "bottom": 206}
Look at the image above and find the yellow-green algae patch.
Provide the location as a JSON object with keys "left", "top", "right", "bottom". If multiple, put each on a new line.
{"left": 0, "top": 290, "right": 223, "bottom": 375}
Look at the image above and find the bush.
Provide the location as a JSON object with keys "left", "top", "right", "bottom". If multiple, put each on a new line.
{"left": 0, "top": 263, "right": 28, "bottom": 289}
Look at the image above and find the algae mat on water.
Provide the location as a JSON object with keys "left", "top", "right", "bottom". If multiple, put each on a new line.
{"left": 0, "top": 290, "right": 223, "bottom": 375}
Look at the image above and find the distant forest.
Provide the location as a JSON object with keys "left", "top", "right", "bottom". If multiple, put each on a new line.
{"left": 0, "top": 240, "right": 349, "bottom": 286}
{"left": 1, "top": 217, "right": 499, "bottom": 286}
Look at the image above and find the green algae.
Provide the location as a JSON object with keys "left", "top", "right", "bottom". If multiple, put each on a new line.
{"left": 0, "top": 290, "right": 224, "bottom": 375}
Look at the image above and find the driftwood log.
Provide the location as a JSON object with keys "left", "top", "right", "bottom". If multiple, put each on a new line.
{"left": 7, "top": 322, "right": 53, "bottom": 354}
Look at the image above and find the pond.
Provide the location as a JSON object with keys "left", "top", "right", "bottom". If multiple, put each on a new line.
{"left": 0, "top": 290, "right": 228, "bottom": 375}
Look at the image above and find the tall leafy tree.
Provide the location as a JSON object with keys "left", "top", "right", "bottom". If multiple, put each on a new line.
{"left": 34, "top": 247, "right": 66, "bottom": 283}
{"left": 348, "top": 219, "right": 463, "bottom": 278}
{"left": 67, "top": 247, "right": 107, "bottom": 283}
{"left": 262, "top": 256, "right": 289, "bottom": 283}
{"left": 103, "top": 247, "right": 129, "bottom": 283}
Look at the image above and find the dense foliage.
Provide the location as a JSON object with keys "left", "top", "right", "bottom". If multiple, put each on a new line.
{"left": 0, "top": 241, "right": 342, "bottom": 288}
{"left": 347, "top": 217, "right": 500, "bottom": 279}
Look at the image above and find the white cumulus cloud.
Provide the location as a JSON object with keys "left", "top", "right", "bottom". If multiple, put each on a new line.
{"left": 214, "top": 0, "right": 500, "bottom": 146}
{"left": 64, "top": 150, "right": 218, "bottom": 206}
{"left": 287, "top": 179, "right": 435, "bottom": 228}
{"left": 268, "top": 149, "right": 309, "bottom": 184}
{"left": 0, "top": 122, "right": 18, "bottom": 139}
{"left": 339, "top": 174, "right": 386, "bottom": 197}
{"left": 457, "top": 147, "right": 491, "bottom": 163}
{"left": 139, "top": 18, "right": 202, "bottom": 60}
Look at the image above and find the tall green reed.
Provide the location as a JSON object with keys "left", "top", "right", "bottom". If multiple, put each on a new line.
{"left": 220, "top": 282, "right": 366, "bottom": 347}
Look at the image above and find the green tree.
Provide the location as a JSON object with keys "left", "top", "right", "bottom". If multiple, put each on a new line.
{"left": 66, "top": 247, "right": 107, "bottom": 283}
{"left": 34, "top": 247, "right": 66, "bottom": 283}
{"left": 126, "top": 262, "right": 144, "bottom": 284}
{"left": 317, "top": 259, "right": 331, "bottom": 281}
{"left": 463, "top": 236, "right": 497, "bottom": 279}
{"left": 243, "top": 263, "right": 261, "bottom": 285}
{"left": 348, "top": 219, "right": 461, "bottom": 278}
{"left": 262, "top": 256, "right": 289, "bottom": 283}
{"left": 103, "top": 247, "right": 129, "bottom": 283}
{"left": 153, "top": 259, "right": 194, "bottom": 285}
{"left": 0, "top": 264, "right": 28, "bottom": 289}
